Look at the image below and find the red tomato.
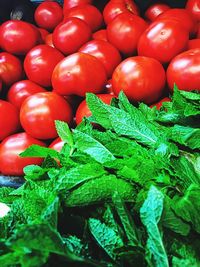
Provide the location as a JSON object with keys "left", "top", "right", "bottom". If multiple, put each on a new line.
{"left": 138, "top": 19, "right": 189, "bottom": 64}
{"left": 156, "top": 8, "right": 196, "bottom": 35}
{"left": 112, "top": 56, "right": 166, "bottom": 104}
{"left": 79, "top": 40, "right": 122, "bottom": 78}
{"left": 144, "top": 2, "right": 170, "bottom": 22}
{"left": 20, "top": 92, "right": 73, "bottom": 140}
{"left": 103, "top": 0, "right": 139, "bottom": 25}
{"left": 24, "top": 44, "right": 64, "bottom": 87}
{"left": 0, "top": 100, "right": 20, "bottom": 141}
{"left": 64, "top": 4, "right": 103, "bottom": 32}
{"left": 167, "top": 48, "right": 200, "bottom": 91}
{"left": 107, "top": 13, "right": 147, "bottom": 56}
{"left": 52, "top": 52, "right": 107, "bottom": 97}
{"left": 0, "top": 52, "right": 23, "bottom": 86}
{"left": 0, "top": 132, "right": 46, "bottom": 176}
{"left": 188, "top": 39, "right": 200, "bottom": 49}
{"left": 0, "top": 79, "right": 2, "bottom": 92}
{"left": 7, "top": 80, "right": 46, "bottom": 109}
{"left": 49, "top": 137, "right": 64, "bottom": 152}
{"left": 150, "top": 97, "right": 171, "bottom": 110}
{"left": 0, "top": 20, "right": 41, "bottom": 55}
{"left": 186, "top": 0, "right": 200, "bottom": 22}
{"left": 34, "top": 1, "right": 63, "bottom": 32}
{"left": 198, "top": 24, "right": 200, "bottom": 38}
{"left": 92, "top": 29, "right": 108, "bottom": 42}
{"left": 104, "top": 79, "right": 114, "bottom": 95}
{"left": 63, "top": 0, "right": 93, "bottom": 14}
{"left": 52, "top": 18, "right": 91, "bottom": 55}
{"left": 45, "top": 34, "right": 54, "bottom": 47}
{"left": 75, "top": 94, "right": 115, "bottom": 124}
{"left": 38, "top": 28, "right": 49, "bottom": 43}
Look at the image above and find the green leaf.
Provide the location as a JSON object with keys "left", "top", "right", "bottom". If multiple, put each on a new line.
{"left": 23, "top": 165, "right": 47, "bottom": 181}
{"left": 172, "top": 184, "right": 200, "bottom": 233}
{"left": 20, "top": 145, "right": 59, "bottom": 159}
{"left": 88, "top": 218, "right": 124, "bottom": 260}
{"left": 140, "top": 186, "right": 169, "bottom": 267}
{"left": 170, "top": 125, "right": 200, "bottom": 149}
{"left": 55, "top": 163, "right": 105, "bottom": 192}
{"left": 55, "top": 120, "right": 74, "bottom": 147}
{"left": 73, "top": 130, "right": 116, "bottom": 164}
{"left": 65, "top": 175, "right": 134, "bottom": 207}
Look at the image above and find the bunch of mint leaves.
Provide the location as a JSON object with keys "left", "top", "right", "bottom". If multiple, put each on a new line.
{"left": 0, "top": 86, "right": 200, "bottom": 267}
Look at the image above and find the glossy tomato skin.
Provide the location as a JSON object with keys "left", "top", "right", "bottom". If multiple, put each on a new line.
{"left": 49, "top": 137, "right": 64, "bottom": 152}
{"left": 107, "top": 13, "right": 148, "bottom": 56}
{"left": 103, "top": 0, "right": 139, "bottom": 25}
{"left": 144, "top": 3, "right": 170, "bottom": 22}
{"left": 186, "top": 0, "right": 200, "bottom": 22}
{"left": 150, "top": 97, "right": 171, "bottom": 110}
{"left": 188, "top": 39, "right": 200, "bottom": 49}
{"left": 197, "top": 24, "right": 200, "bottom": 38}
{"left": 138, "top": 19, "right": 189, "bottom": 64}
{"left": 20, "top": 92, "right": 73, "bottom": 140}
{"left": 24, "top": 45, "right": 64, "bottom": 87}
{"left": 0, "top": 132, "right": 46, "bottom": 176}
{"left": 34, "top": 1, "right": 63, "bottom": 32}
{"left": 156, "top": 8, "right": 196, "bottom": 35}
{"left": 79, "top": 40, "right": 122, "bottom": 78}
{"left": 75, "top": 94, "right": 115, "bottom": 124}
{"left": 92, "top": 29, "right": 108, "bottom": 42}
{"left": 63, "top": 0, "right": 93, "bottom": 14}
{"left": 104, "top": 79, "right": 114, "bottom": 95}
{"left": 38, "top": 28, "right": 49, "bottom": 43}
{"left": 0, "top": 20, "right": 41, "bottom": 55}
{"left": 52, "top": 52, "right": 107, "bottom": 97}
{"left": 0, "top": 52, "right": 23, "bottom": 86}
{"left": 64, "top": 4, "right": 103, "bottom": 32}
{"left": 0, "top": 100, "right": 20, "bottom": 141}
{"left": 167, "top": 48, "right": 200, "bottom": 91}
{"left": 112, "top": 56, "right": 166, "bottom": 104}
{"left": 7, "top": 80, "right": 46, "bottom": 109}
{"left": 53, "top": 18, "right": 91, "bottom": 55}
{"left": 45, "top": 34, "right": 54, "bottom": 47}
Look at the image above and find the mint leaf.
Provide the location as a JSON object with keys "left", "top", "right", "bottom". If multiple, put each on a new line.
{"left": 88, "top": 218, "right": 124, "bottom": 260}
{"left": 20, "top": 145, "right": 59, "bottom": 159}
{"left": 73, "top": 130, "right": 116, "bottom": 164}
{"left": 140, "top": 186, "right": 169, "bottom": 267}
{"left": 55, "top": 120, "right": 74, "bottom": 147}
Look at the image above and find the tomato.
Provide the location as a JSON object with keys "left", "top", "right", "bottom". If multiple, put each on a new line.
{"left": 188, "top": 39, "right": 200, "bottom": 49}
{"left": 156, "top": 8, "right": 196, "bottom": 35}
{"left": 104, "top": 79, "right": 114, "bottom": 95}
{"left": 52, "top": 18, "right": 91, "bottom": 55}
{"left": 49, "top": 137, "right": 64, "bottom": 152}
{"left": 63, "top": 0, "right": 93, "bottom": 14}
{"left": 24, "top": 44, "right": 64, "bottom": 87}
{"left": 167, "top": 48, "right": 200, "bottom": 91}
{"left": 144, "top": 3, "right": 170, "bottom": 22}
{"left": 138, "top": 19, "right": 189, "bottom": 64}
{"left": 75, "top": 94, "right": 115, "bottom": 124}
{"left": 0, "top": 100, "right": 20, "bottom": 141}
{"left": 198, "top": 24, "right": 200, "bottom": 38}
{"left": 0, "top": 132, "right": 46, "bottom": 176}
{"left": 150, "top": 97, "right": 171, "bottom": 110}
{"left": 0, "top": 20, "right": 41, "bottom": 55}
{"left": 92, "top": 29, "right": 108, "bottom": 42}
{"left": 79, "top": 40, "right": 122, "bottom": 78}
{"left": 112, "top": 56, "right": 166, "bottom": 104}
{"left": 20, "top": 92, "right": 73, "bottom": 140}
{"left": 7, "top": 80, "right": 46, "bottom": 109}
{"left": 0, "top": 79, "right": 2, "bottom": 93}
{"left": 52, "top": 52, "right": 107, "bottom": 97}
{"left": 34, "top": 1, "right": 63, "bottom": 32}
{"left": 64, "top": 4, "right": 103, "bottom": 32}
{"left": 38, "top": 28, "right": 49, "bottom": 43}
{"left": 0, "top": 52, "right": 23, "bottom": 86}
{"left": 45, "top": 34, "right": 54, "bottom": 48}
{"left": 103, "top": 0, "right": 139, "bottom": 25}
{"left": 107, "top": 13, "right": 147, "bottom": 56}
{"left": 186, "top": 0, "right": 200, "bottom": 22}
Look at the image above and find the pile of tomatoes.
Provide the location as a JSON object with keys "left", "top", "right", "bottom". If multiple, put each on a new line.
{"left": 0, "top": 0, "right": 199, "bottom": 176}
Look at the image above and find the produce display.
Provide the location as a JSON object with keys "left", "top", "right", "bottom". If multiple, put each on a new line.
{"left": 0, "top": 0, "right": 200, "bottom": 266}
